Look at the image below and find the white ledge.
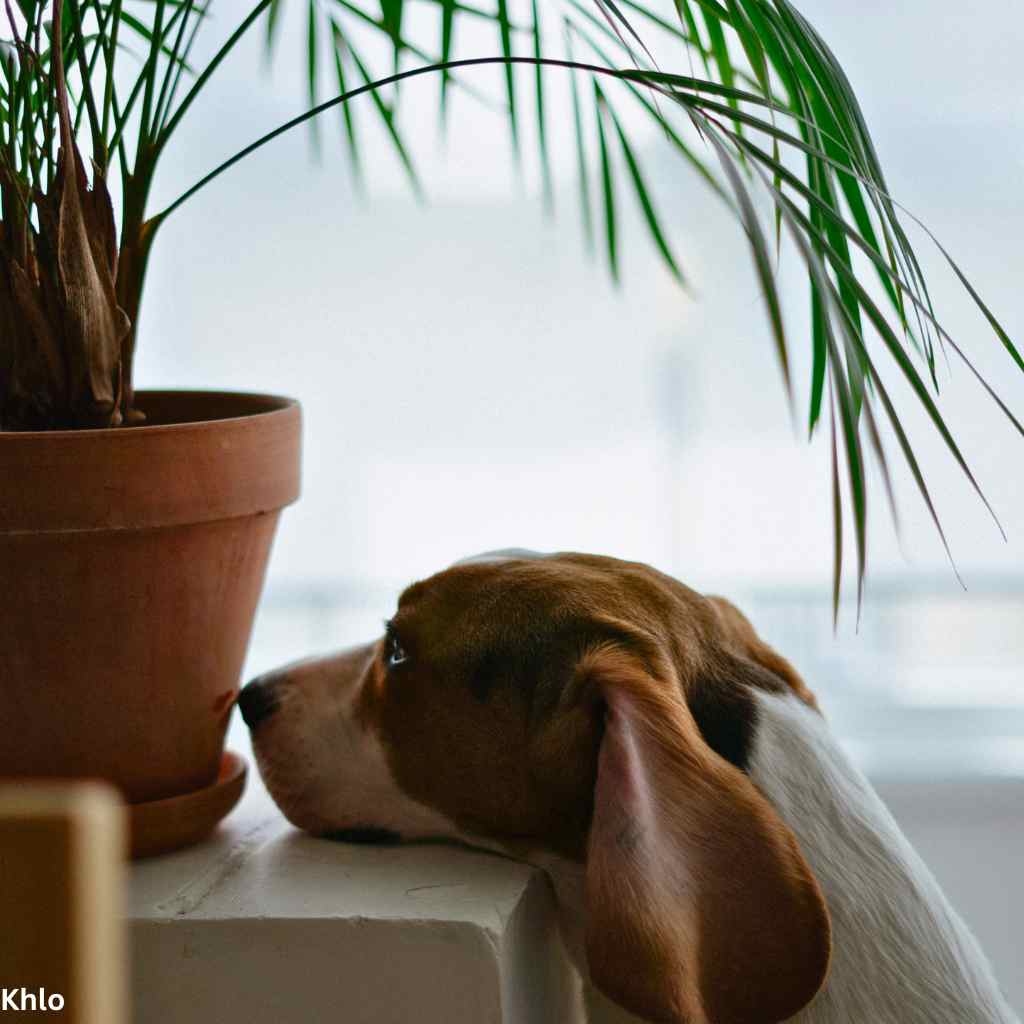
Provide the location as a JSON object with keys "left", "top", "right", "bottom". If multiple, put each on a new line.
{"left": 129, "top": 737, "right": 582, "bottom": 1024}
{"left": 129, "top": 731, "right": 1024, "bottom": 1022}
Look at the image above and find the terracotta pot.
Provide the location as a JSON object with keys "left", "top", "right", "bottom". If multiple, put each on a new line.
{"left": 0, "top": 390, "right": 301, "bottom": 804}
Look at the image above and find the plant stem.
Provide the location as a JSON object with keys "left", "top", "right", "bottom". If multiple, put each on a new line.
{"left": 117, "top": 166, "right": 160, "bottom": 418}
{"left": 101, "top": 0, "right": 123, "bottom": 146}
{"left": 159, "top": 55, "right": 662, "bottom": 220}
{"left": 157, "top": 0, "right": 273, "bottom": 153}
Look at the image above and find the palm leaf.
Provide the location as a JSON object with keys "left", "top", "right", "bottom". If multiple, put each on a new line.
{"left": 593, "top": 81, "right": 617, "bottom": 280}
{"left": 531, "top": 0, "right": 552, "bottom": 211}
{"left": 306, "top": 0, "right": 321, "bottom": 155}
{"left": 6, "top": 1, "right": 1020, "bottom": 609}
{"left": 604, "top": 96, "right": 683, "bottom": 283}
{"left": 565, "top": 28, "right": 594, "bottom": 252}
{"left": 495, "top": 0, "right": 517, "bottom": 157}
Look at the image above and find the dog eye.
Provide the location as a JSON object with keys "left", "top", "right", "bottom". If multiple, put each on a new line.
{"left": 384, "top": 622, "right": 409, "bottom": 668}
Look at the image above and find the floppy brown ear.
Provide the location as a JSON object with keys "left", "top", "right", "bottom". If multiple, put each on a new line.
{"left": 581, "top": 646, "right": 831, "bottom": 1024}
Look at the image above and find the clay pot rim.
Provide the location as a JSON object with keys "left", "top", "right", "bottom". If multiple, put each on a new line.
{"left": 0, "top": 388, "right": 302, "bottom": 533}
{"left": 0, "top": 389, "right": 299, "bottom": 441}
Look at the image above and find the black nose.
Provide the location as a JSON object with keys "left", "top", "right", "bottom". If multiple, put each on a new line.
{"left": 237, "top": 676, "right": 281, "bottom": 729}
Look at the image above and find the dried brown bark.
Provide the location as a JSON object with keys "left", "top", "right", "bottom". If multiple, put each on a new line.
{"left": 0, "top": 3, "right": 132, "bottom": 431}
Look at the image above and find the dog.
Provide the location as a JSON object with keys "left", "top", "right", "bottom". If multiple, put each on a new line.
{"left": 239, "top": 550, "right": 1019, "bottom": 1024}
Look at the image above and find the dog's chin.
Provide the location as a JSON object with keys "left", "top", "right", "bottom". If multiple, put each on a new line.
{"left": 249, "top": 706, "right": 465, "bottom": 843}
{"left": 252, "top": 741, "right": 413, "bottom": 841}
{"left": 250, "top": 745, "right": 331, "bottom": 834}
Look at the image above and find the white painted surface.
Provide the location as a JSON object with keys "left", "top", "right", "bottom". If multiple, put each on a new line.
{"left": 129, "top": 760, "right": 582, "bottom": 1024}
{"left": 130, "top": 723, "right": 1023, "bottom": 1023}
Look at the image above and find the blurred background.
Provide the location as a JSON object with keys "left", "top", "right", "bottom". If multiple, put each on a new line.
{"left": 125, "top": 0, "right": 1015, "bottom": 770}
{"left": 126, "top": 0, "right": 1023, "bottom": 1003}
{"left": 136, "top": 0, "right": 1024, "bottom": 778}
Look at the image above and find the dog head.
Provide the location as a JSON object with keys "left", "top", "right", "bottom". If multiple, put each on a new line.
{"left": 241, "top": 551, "right": 830, "bottom": 1024}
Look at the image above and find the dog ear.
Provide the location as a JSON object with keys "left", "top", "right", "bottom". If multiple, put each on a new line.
{"left": 580, "top": 645, "right": 831, "bottom": 1024}
{"left": 705, "top": 595, "right": 818, "bottom": 708}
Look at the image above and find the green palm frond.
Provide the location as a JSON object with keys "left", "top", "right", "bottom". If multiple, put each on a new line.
{"left": 258, "top": 0, "right": 1021, "bottom": 610}
{"left": 2, "top": 0, "right": 1021, "bottom": 609}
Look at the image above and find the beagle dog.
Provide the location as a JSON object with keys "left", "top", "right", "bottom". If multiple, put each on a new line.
{"left": 239, "top": 551, "right": 1019, "bottom": 1024}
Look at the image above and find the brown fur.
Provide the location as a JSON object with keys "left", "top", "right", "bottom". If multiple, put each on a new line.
{"left": 705, "top": 595, "right": 819, "bottom": 710}
{"left": 256, "top": 552, "right": 832, "bottom": 1023}
{"left": 581, "top": 645, "right": 830, "bottom": 1024}
{"left": 371, "top": 555, "right": 816, "bottom": 851}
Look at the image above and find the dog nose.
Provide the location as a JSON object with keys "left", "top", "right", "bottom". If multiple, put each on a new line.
{"left": 237, "top": 676, "right": 281, "bottom": 729}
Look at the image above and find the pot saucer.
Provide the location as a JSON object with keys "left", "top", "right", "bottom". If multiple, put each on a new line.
{"left": 129, "top": 751, "right": 247, "bottom": 859}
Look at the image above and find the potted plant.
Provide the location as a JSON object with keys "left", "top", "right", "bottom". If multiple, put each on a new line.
{"left": 1, "top": 0, "right": 1019, "bottom": 854}
{"left": 0, "top": 1, "right": 304, "bottom": 855}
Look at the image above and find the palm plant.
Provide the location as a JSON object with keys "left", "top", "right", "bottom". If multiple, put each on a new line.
{"left": 1, "top": 0, "right": 1021, "bottom": 609}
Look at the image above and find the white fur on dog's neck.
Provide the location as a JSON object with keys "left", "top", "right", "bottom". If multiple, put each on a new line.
{"left": 748, "top": 690, "right": 1018, "bottom": 1024}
